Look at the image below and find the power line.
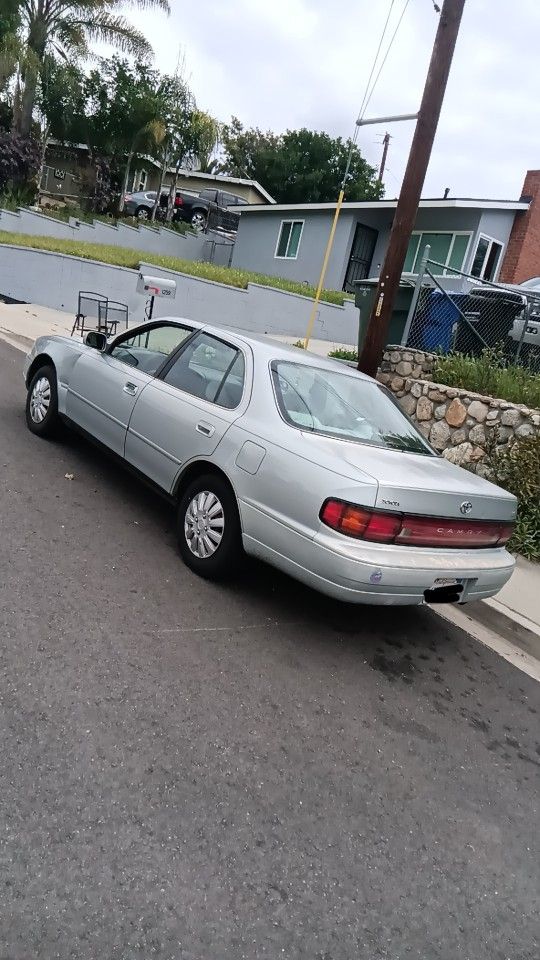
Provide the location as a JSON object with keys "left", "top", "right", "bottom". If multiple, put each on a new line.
{"left": 355, "top": 0, "right": 396, "bottom": 129}
{"left": 359, "top": 0, "right": 412, "bottom": 122}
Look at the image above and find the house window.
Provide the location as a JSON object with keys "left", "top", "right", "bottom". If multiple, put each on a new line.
{"left": 470, "top": 235, "right": 503, "bottom": 281}
{"left": 275, "top": 220, "right": 304, "bottom": 259}
{"left": 132, "top": 169, "right": 148, "bottom": 192}
{"left": 403, "top": 231, "right": 471, "bottom": 275}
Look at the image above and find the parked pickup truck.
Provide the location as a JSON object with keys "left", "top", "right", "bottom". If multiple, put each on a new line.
{"left": 173, "top": 188, "right": 248, "bottom": 229}
{"left": 468, "top": 277, "right": 540, "bottom": 363}
{"left": 124, "top": 186, "right": 248, "bottom": 230}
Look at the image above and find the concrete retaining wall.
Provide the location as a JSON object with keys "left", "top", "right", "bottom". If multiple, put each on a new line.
{"left": 0, "top": 243, "right": 359, "bottom": 341}
{"left": 0, "top": 207, "right": 211, "bottom": 260}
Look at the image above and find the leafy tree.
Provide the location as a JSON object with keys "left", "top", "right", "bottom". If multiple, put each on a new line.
{"left": 0, "top": 0, "right": 22, "bottom": 125}
{"left": 189, "top": 110, "right": 221, "bottom": 173}
{"left": 0, "top": 129, "right": 41, "bottom": 201}
{"left": 220, "top": 118, "right": 383, "bottom": 203}
{"left": 12, "top": 0, "right": 170, "bottom": 137}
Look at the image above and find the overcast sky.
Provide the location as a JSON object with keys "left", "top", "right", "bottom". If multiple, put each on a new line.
{"left": 123, "top": 0, "right": 539, "bottom": 201}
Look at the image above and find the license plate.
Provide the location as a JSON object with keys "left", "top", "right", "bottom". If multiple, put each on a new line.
{"left": 432, "top": 577, "right": 463, "bottom": 589}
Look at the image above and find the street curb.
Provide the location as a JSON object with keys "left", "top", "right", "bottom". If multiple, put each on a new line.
{"left": 463, "top": 599, "right": 540, "bottom": 662}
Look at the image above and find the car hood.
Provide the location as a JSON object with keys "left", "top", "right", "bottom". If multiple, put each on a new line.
{"left": 301, "top": 433, "right": 517, "bottom": 522}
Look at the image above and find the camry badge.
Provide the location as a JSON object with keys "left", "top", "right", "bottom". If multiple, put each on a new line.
{"left": 460, "top": 501, "right": 473, "bottom": 515}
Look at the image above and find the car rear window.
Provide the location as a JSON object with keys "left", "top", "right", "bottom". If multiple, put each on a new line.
{"left": 271, "top": 361, "right": 433, "bottom": 455}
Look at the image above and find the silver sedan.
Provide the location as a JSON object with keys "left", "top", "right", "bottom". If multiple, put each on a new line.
{"left": 23, "top": 318, "right": 517, "bottom": 605}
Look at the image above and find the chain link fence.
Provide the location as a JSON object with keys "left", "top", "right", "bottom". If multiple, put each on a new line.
{"left": 401, "top": 248, "right": 540, "bottom": 375}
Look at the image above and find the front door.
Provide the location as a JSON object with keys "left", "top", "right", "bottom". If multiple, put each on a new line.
{"left": 343, "top": 223, "right": 378, "bottom": 292}
{"left": 125, "top": 331, "right": 248, "bottom": 492}
{"left": 65, "top": 322, "right": 194, "bottom": 455}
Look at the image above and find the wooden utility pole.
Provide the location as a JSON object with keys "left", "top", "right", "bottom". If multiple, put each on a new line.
{"left": 357, "top": 0, "right": 466, "bottom": 377}
{"left": 377, "top": 133, "right": 391, "bottom": 185}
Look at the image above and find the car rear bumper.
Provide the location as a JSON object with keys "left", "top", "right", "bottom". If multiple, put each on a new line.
{"left": 242, "top": 509, "right": 515, "bottom": 606}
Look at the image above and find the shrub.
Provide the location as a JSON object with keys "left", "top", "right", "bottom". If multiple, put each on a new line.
{"left": 0, "top": 132, "right": 41, "bottom": 202}
{"left": 0, "top": 230, "right": 351, "bottom": 305}
{"left": 328, "top": 347, "right": 358, "bottom": 362}
{"left": 487, "top": 433, "right": 540, "bottom": 561}
{"left": 432, "top": 347, "right": 540, "bottom": 409}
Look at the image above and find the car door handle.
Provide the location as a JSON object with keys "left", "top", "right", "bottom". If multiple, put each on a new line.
{"left": 123, "top": 382, "right": 138, "bottom": 396}
{"left": 196, "top": 421, "right": 214, "bottom": 437}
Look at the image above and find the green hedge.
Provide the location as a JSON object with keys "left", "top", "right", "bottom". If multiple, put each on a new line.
{"left": 432, "top": 349, "right": 540, "bottom": 409}
{"left": 0, "top": 230, "right": 352, "bottom": 306}
{"left": 486, "top": 434, "right": 540, "bottom": 561}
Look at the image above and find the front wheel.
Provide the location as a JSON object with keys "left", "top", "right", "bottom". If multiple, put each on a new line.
{"left": 26, "top": 364, "right": 62, "bottom": 438}
{"left": 177, "top": 474, "right": 242, "bottom": 580}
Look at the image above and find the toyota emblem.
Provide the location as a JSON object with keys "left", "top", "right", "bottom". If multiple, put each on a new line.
{"left": 460, "top": 501, "right": 473, "bottom": 515}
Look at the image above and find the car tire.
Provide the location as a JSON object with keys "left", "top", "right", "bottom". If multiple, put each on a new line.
{"left": 26, "top": 364, "right": 62, "bottom": 438}
{"left": 190, "top": 210, "right": 207, "bottom": 230}
{"left": 177, "top": 474, "right": 242, "bottom": 580}
{"left": 135, "top": 206, "right": 150, "bottom": 220}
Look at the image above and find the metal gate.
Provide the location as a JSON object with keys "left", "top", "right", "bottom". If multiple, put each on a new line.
{"left": 343, "top": 223, "right": 378, "bottom": 292}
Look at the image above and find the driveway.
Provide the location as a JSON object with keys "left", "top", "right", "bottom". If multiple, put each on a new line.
{"left": 0, "top": 338, "right": 538, "bottom": 960}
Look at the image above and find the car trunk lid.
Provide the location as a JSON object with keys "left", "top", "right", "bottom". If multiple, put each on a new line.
{"left": 302, "top": 434, "right": 517, "bottom": 522}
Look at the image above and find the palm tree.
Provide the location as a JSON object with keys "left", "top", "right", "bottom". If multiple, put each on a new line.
{"left": 13, "top": 0, "right": 170, "bottom": 137}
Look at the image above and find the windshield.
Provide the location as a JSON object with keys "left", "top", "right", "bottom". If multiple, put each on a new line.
{"left": 271, "top": 361, "right": 434, "bottom": 455}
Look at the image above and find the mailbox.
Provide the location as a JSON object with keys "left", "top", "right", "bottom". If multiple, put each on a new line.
{"left": 136, "top": 274, "right": 177, "bottom": 299}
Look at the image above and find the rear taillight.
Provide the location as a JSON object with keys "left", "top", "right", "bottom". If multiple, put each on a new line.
{"left": 174, "top": 196, "right": 183, "bottom": 206}
{"left": 320, "top": 499, "right": 514, "bottom": 549}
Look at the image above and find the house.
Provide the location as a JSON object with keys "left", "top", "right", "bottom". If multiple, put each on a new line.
{"left": 231, "top": 181, "right": 538, "bottom": 291}
{"left": 130, "top": 165, "right": 275, "bottom": 205}
{"left": 499, "top": 170, "right": 540, "bottom": 283}
{"left": 40, "top": 143, "right": 275, "bottom": 206}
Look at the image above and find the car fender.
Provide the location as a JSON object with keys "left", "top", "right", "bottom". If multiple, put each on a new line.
{"left": 25, "top": 335, "right": 88, "bottom": 414}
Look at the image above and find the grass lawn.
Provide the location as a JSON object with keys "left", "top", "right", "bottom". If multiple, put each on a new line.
{"left": 0, "top": 230, "right": 352, "bottom": 307}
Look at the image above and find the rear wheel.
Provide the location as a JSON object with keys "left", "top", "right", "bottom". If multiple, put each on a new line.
{"left": 26, "top": 364, "right": 62, "bottom": 438}
{"left": 177, "top": 474, "right": 242, "bottom": 579}
{"left": 135, "top": 206, "right": 150, "bottom": 220}
{"left": 191, "top": 210, "right": 207, "bottom": 230}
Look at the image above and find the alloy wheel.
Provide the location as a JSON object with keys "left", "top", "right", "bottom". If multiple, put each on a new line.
{"left": 30, "top": 377, "right": 51, "bottom": 423}
{"left": 184, "top": 491, "right": 225, "bottom": 558}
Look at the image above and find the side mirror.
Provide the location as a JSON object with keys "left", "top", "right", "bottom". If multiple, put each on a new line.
{"left": 84, "top": 330, "right": 108, "bottom": 351}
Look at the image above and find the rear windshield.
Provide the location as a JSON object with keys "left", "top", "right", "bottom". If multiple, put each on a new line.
{"left": 271, "top": 361, "right": 433, "bottom": 456}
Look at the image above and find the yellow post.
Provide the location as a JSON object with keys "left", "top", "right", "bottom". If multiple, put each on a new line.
{"left": 303, "top": 189, "right": 345, "bottom": 349}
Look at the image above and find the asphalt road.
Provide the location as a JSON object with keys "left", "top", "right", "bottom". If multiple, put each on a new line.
{"left": 0, "top": 337, "right": 539, "bottom": 960}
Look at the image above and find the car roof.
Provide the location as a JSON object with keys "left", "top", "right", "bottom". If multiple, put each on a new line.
{"left": 143, "top": 316, "right": 373, "bottom": 381}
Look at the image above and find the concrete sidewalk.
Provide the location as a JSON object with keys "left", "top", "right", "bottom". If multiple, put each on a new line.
{"left": 466, "top": 556, "right": 540, "bottom": 659}
{"left": 0, "top": 300, "right": 73, "bottom": 350}
{"left": 0, "top": 300, "right": 349, "bottom": 359}
{"left": 1, "top": 299, "right": 539, "bottom": 664}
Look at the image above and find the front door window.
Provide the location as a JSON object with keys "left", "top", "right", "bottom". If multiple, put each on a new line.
{"left": 110, "top": 323, "right": 194, "bottom": 376}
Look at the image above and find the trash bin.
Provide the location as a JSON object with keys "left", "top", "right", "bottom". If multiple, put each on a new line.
{"left": 421, "top": 290, "right": 469, "bottom": 352}
{"left": 454, "top": 290, "right": 525, "bottom": 357}
{"left": 354, "top": 281, "right": 379, "bottom": 354}
{"left": 354, "top": 278, "right": 416, "bottom": 351}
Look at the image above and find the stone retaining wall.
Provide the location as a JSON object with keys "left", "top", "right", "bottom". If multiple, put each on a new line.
{"left": 377, "top": 347, "right": 539, "bottom": 471}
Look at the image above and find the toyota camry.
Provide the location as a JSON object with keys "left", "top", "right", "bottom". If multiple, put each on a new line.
{"left": 23, "top": 318, "right": 517, "bottom": 605}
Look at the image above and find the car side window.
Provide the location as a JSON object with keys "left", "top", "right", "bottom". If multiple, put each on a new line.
{"left": 110, "top": 324, "right": 193, "bottom": 376}
{"left": 162, "top": 332, "right": 245, "bottom": 408}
